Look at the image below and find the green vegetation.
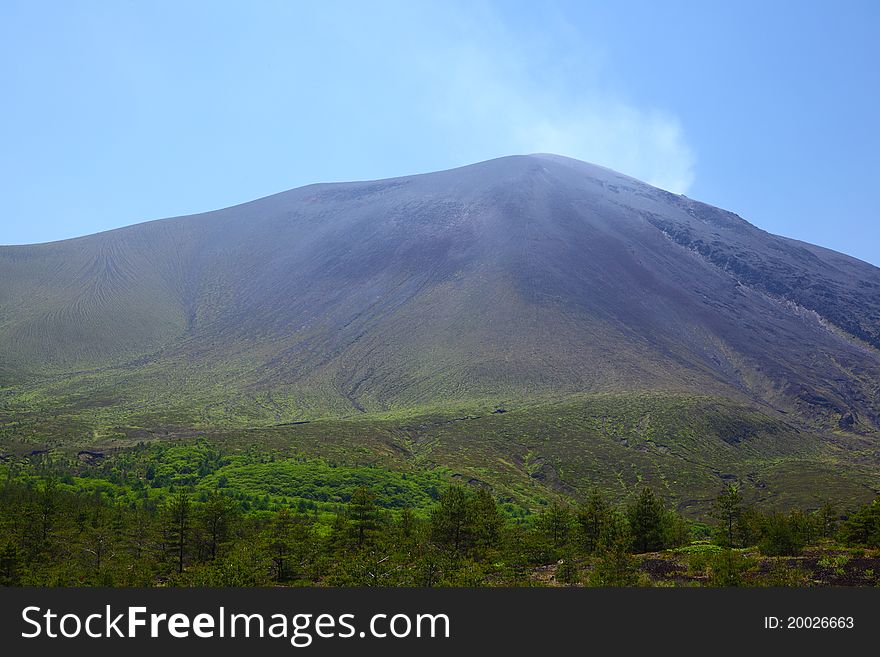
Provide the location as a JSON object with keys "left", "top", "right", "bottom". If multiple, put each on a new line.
{"left": 1, "top": 446, "right": 879, "bottom": 587}
{"left": 5, "top": 392, "right": 875, "bottom": 515}
{"left": 0, "top": 440, "right": 450, "bottom": 518}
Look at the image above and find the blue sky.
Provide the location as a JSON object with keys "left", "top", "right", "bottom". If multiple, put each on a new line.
{"left": 1, "top": 1, "right": 878, "bottom": 264}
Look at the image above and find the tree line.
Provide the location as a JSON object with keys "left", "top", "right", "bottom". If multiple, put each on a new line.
{"left": 1, "top": 477, "right": 878, "bottom": 587}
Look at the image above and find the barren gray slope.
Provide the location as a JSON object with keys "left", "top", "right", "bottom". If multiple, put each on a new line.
{"left": 1, "top": 154, "right": 878, "bottom": 432}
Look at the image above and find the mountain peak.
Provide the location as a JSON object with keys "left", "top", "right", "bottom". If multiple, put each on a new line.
{"left": 1, "top": 157, "right": 879, "bottom": 438}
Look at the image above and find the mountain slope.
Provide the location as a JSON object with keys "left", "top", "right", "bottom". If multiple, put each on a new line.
{"left": 3, "top": 154, "right": 879, "bottom": 437}
{"left": 5, "top": 153, "right": 880, "bottom": 508}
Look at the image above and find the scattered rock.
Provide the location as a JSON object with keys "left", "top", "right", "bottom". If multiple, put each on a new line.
{"left": 77, "top": 450, "right": 105, "bottom": 464}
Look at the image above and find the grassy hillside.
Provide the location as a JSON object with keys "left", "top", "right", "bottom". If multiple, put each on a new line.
{"left": 3, "top": 392, "right": 876, "bottom": 514}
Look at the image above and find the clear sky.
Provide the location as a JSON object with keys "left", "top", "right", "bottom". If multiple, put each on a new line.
{"left": 1, "top": 1, "right": 878, "bottom": 265}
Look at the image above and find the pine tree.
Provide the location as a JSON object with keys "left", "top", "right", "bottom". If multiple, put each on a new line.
{"left": 758, "top": 511, "right": 805, "bottom": 556}
{"left": 711, "top": 483, "right": 743, "bottom": 547}
{"left": 398, "top": 507, "right": 416, "bottom": 540}
{"left": 626, "top": 487, "right": 665, "bottom": 553}
{"left": 166, "top": 490, "right": 191, "bottom": 574}
{"left": 818, "top": 501, "right": 839, "bottom": 539}
{"left": 470, "top": 488, "right": 502, "bottom": 557}
{"left": 0, "top": 540, "right": 21, "bottom": 586}
{"left": 430, "top": 485, "right": 471, "bottom": 556}
{"left": 349, "top": 487, "right": 379, "bottom": 549}
{"left": 539, "top": 501, "right": 572, "bottom": 553}
{"left": 576, "top": 489, "right": 609, "bottom": 555}
{"left": 38, "top": 477, "right": 58, "bottom": 548}
{"left": 81, "top": 506, "right": 116, "bottom": 584}
{"left": 199, "top": 493, "right": 237, "bottom": 560}
{"left": 267, "top": 507, "right": 296, "bottom": 581}
{"left": 839, "top": 498, "right": 880, "bottom": 547}
{"left": 589, "top": 511, "right": 638, "bottom": 586}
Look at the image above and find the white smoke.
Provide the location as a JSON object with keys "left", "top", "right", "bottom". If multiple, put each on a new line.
{"left": 417, "top": 3, "right": 696, "bottom": 193}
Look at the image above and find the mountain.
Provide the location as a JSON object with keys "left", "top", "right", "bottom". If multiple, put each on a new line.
{"left": 2, "top": 154, "right": 879, "bottom": 509}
